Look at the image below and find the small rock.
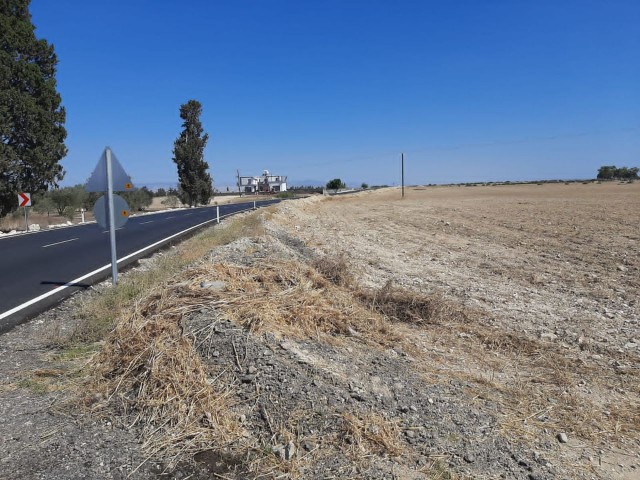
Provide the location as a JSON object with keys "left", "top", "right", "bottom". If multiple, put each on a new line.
{"left": 405, "top": 430, "right": 416, "bottom": 439}
{"left": 247, "top": 366, "right": 258, "bottom": 374}
{"left": 463, "top": 454, "right": 475, "bottom": 463}
{"left": 240, "top": 375, "right": 255, "bottom": 384}
{"left": 302, "top": 441, "right": 315, "bottom": 452}
{"left": 624, "top": 342, "right": 637, "bottom": 349}
{"left": 557, "top": 432, "right": 568, "bottom": 443}
{"left": 284, "top": 440, "right": 296, "bottom": 460}
{"left": 200, "top": 280, "right": 226, "bottom": 290}
{"left": 617, "top": 265, "right": 627, "bottom": 272}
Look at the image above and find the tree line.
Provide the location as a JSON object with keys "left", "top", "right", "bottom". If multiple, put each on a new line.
{"left": 597, "top": 165, "right": 639, "bottom": 180}
{"left": 32, "top": 185, "right": 153, "bottom": 219}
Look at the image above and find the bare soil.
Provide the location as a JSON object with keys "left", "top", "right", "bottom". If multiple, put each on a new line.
{"left": 0, "top": 182, "right": 638, "bottom": 479}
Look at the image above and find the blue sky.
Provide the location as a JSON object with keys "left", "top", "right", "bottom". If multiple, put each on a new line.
{"left": 31, "top": 0, "right": 640, "bottom": 188}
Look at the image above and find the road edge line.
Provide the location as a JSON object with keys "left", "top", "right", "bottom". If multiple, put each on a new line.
{"left": 0, "top": 204, "right": 263, "bottom": 326}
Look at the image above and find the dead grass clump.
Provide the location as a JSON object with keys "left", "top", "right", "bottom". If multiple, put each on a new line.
{"left": 340, "top": 412, "right": 403, "bottom": 457}
{"left": 358, "top": 280, "right": 470, "bottom": 326}
{"left": 471, "top": 329, "right": 544, "bottom": 356}
{"left": 197, "top": 261, "right": 397, "bottom": 343}
{"left": 85, "top": 284, "right": 244, "bottom": 471}
{"left": 312, "top": 252, "right": 354, "bottom": 287}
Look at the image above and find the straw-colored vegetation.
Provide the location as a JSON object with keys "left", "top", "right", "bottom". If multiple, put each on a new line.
{"left": 67, "top": 211, "right": 266, "bottom": 345}
{"left": 61, "top": 185, "right": 639, "bottom": 478}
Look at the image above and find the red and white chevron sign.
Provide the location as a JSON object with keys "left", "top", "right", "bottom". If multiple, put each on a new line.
{"left": 18, "top": 192, "right": 31, "bottom": 207}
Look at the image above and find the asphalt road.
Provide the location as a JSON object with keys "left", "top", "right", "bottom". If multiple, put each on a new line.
{"left": 0, "top": 199, "right": 279, "bottom": 332}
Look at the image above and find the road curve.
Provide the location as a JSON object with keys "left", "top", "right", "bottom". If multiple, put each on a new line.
{"left": 0, "top": 199, "right": 279, "bottom": 333}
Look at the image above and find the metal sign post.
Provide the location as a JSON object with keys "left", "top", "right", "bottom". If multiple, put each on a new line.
{"left": 106, "top": 148, "right": 118, "bottom": 285}
{"left": 85, "top": 147, "right": 133, "bottom": 286}
{"left": 18, "top": 192, "right": 31, "bottom": 231}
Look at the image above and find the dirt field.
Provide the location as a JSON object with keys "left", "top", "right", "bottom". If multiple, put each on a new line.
{"left": 0, "top": 182, "right": 638, "bottom": 479}
{"left": 271, "top": 183, "right": 640, "bottom": 475}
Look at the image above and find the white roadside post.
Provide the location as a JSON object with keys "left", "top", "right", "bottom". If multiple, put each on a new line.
{"left": 80, "top": 209, "right": 85, "bottom": 223}
{"left": 106, "top": 148, "right": 118, "bottom": 285}
{"left": 216, "top": 205, "right": 220, "bottom": 224}
{"left": 253, "top": 200, "right": 256, "bottom": 210}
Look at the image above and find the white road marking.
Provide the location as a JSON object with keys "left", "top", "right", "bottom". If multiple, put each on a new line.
{"left": 42, "top": 238, "right": 79, "bottom": 248}
{"left": 165, "top": 216, "right": 176, "bottom": 219}
{"left": 140, "top": 220, "right": 154, "bottom": 225}
{"left": 102, "top": 228, "right": 125, "bottom": 233}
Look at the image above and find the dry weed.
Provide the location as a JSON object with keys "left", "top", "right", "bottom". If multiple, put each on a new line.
{"left": 195, "top": 261, "right": 397, "bottom": 344}
{"left": 358, "top": 280, "right": 471, "bottom": 326}
{"left": 311, "top": 252, "right": 354, "bottom": 287}
{"left": 340, "top": 411, "right": 404, "bottom": 457}
{"left": 84, "top": 283, "right": 245, "bottom": 471}
{"left": 69, "top": 211, "right": 266, "bottom": 345}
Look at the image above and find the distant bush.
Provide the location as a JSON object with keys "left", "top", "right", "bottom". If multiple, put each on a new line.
{"left": 121, "top": 187, "right": 153, "bottom": 211}
{"left": 326, "top": 178, "right": 346, "bottom": 189}
{"left": 162, "top": 196, "right": 180, "bottom": 208}
{"left": 597, "top": 165, "right": 639, "bottom": 180}
{"left": 275, "top": 191, "right": 295, "bottom": 199}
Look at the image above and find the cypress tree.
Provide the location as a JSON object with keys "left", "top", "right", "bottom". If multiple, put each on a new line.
{"left": 172, "top": 100, "right": 213, "bottom": 207}
{"left": 0, "top": 0, "right": 67, "bottom": 216}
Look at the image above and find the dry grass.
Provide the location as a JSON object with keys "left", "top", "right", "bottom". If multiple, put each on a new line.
{"left": 340, "top": 412, "right": 403, "bottom": 456}
{"left": 84, "top": 282, "right": 245, "bottom": 471}
{"left": 68, "top": 197, "right": 638, "bottom": 478}
{"left": 194, "top": 260, "right": 397, "bottom": 344}
{"left": 357, "top": 280, "right": 471, "bottom": 326}
{"left": 64, "top": 212, "right": 268, "bottom": 473}
{"left": 311, "top": 252, "right": 354, "bottom": 287}
{"left": 68, "top": 211, "right": 265, "bottom": 344}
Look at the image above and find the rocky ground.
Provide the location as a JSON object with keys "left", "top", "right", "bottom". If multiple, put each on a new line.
{"left": 0, "top": 183, "right": 638, "bottom": 479}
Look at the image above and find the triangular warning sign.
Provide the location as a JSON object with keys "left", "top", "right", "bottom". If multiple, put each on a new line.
{"left": 85, "top": 147, "right": 135, "bottom": 192}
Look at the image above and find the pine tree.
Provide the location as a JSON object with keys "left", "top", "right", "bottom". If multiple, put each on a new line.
{"left": 0, "top": 0, "right": 67, "bottom": 216}
{"left": 172, "top": 100, "right": 213, "bottom": 207}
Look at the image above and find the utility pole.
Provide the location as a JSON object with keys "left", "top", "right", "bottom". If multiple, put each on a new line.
{"left": 401, "top": 152, "right": 405, "bottom": 198}
{"left": 237, "top": 169, "right": 241, "bottom": 196}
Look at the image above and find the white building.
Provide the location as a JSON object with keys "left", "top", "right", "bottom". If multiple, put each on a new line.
{"left": 238, "top": 170, "right": 287, "bottom": 193}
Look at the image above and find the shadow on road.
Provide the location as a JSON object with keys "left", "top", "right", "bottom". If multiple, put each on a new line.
{"left": 41, "top": 281, "right": 92, "bottom": 289}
